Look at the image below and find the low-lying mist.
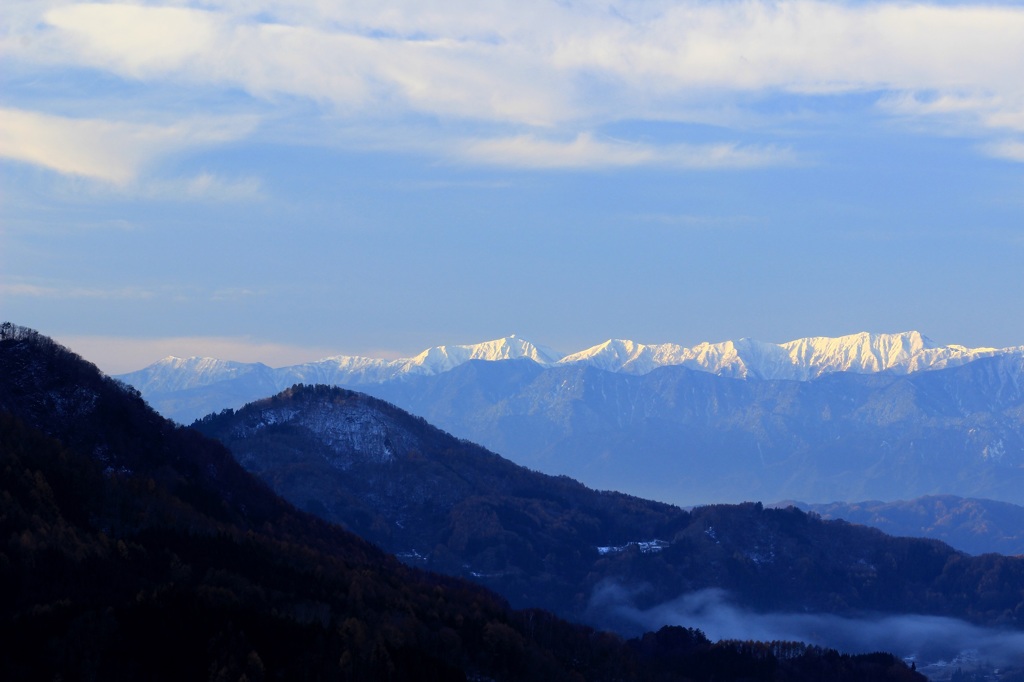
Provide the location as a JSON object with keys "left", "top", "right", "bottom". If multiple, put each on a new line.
{"left": 588, "top": 583, "right": 1024, "bottom": 667}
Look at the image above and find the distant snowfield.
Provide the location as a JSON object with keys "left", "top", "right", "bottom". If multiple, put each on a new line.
{"left": 119, "top": 330, "right": 1024, "bottom": 393}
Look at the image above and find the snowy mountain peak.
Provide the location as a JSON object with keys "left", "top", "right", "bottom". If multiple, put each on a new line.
{"left": 776, "top": 331, "right": 999, "bottom": 378}
{"left": 406, "top": 336, "right": 562, "bottom": 374}
{"left": 782, "top": 331, "right": 931, "bottom": 373}
{"left": 559, "top": 339, "right": 652, "bottom": 372}
{"left": 554, "top": 331, "right": 1015, "bottom": 381}
{"left": 123, "top": 356, "right": 272, "bottom": 393}
{"left": 558, "top": 337, "right": 779, "bottom": 377}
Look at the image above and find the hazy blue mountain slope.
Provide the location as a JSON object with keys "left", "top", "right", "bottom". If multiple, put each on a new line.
{"left": 788, "top": 496, "right": 1024, "bottom": 556}
{"left": 362, "top": 356, "right": 1024, "bottom": 506}
{"left": 119, "top": 336, "right": 1024, "bottom": 507}
{"left": 119, "top": 331, "right": 1024, "bottom": 425}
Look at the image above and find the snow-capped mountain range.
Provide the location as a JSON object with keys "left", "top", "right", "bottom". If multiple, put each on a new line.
{"left": 558, "top": 331, "right": 1016, "bottom": 379}
{"left": 115, "top": 330, "right": 1024, "bottom": 507}
{"left": 121, "top": 331, "right": 1021, "bottom": 396}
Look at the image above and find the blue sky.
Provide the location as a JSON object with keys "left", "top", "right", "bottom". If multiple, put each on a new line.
{"left": 2, "top": 0, "right": 1023, "bottom": 373}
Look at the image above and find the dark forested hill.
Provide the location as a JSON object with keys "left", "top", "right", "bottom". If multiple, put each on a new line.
{"left": 192, "top": 383, "right": 1024, "bottom": 645}
{"left": 0, "top": 323, "right": 925, "bottom": 681}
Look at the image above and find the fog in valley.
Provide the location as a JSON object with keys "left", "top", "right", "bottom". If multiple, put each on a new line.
{"left": 589, "top": 583, "right": 1024, "bottom": 668}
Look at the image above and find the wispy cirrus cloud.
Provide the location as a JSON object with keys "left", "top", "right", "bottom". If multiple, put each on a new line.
{"left": 4, "top": 0, "right": 1024, "bottom": 169}
{"left": 877, "top": 91, "right": 1024, "bottom": 162}
{"left": 458, "top": 133, "right": 795, "bottom": 169}
{"left": 983, "top": 140, "right": 1024, "bottom": 163}
{"left": 141, "top": 173, "right": 264, "bottom": 201}
{"left": 32, "top": 2, "right": 1024, "bottom": 110}
{"left": 550, "top": 2, "right": 1024, "bottom": 94}
{"left": 39, "top": 2, "right": 570, "bottom": 125}
{"left": 0, "top": 279, "right": 265, "bottom": 303}
{"left": 879, "top": 92, "right": 1024, "bottom": 134}
{"left": 0, "top": 106, "right": 258, "bottom": 184}
{"left": 0, "top": 281, "right": 156, "bottom": 300}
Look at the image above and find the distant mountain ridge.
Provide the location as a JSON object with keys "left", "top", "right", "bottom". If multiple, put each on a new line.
{"left": 123, "top": 334, "right": 562, "bottom": 396}
{"left": 785, "top": 496, "right": 1024, "bottom": 557}
{"left": 119, "top": 331, "right": 1024, "bottom": 424}
{"left": 558, "top": 330, "right": 1011, "bottom": 379}
{"left": 116, "top": 331, "right": 1024, "bottom": 508}
{"left": 361, "top": 353, "right": 1024, "bottom": 506}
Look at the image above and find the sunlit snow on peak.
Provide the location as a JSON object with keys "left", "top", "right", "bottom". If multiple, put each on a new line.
{"left": 118, "top": 331, "right": 1024, "bottom": 401}
{"left": 557, "top": 331, "right": 1017, "bottom": 381}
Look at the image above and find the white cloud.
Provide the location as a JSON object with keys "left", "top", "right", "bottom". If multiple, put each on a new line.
{"left": 879, "top": 92, "right": 1024, "bottom": 135}
{"left": 32, "top": 2, "right": 1024, "bottom": 121}
{"left": 209, "top": 287, "right": 261, "bottom": 301}
{"left": 40, "top": 3, "right": 570, "bottom": 125}
{"left": 461, "top": 133, "right": 658, "bottom": 169}
{"left": 5, "top": 1, "right": 1024, "bottom": 167}
{"left": 0, "top": 283, "right": 59, "bottom": 297}
{"left": 0, "top": 107, "right": 258, "bottom": 184}
{"left": 0, "top": 282, "right": 155, "bottom": 299}
{"left": 142, "top": 173, "right": 264, "bottom": 201}
{"left": 43, "top": 4, "right": 222, "bottom": 77}
{"left": 551, "top": 1, "right": 1024, "bottom": 93}
{"left": 459, "top": 132, "right": 794, "bottom": 169}
{"left": 982, "top": 140, "right": 1024, "bottom": 163}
